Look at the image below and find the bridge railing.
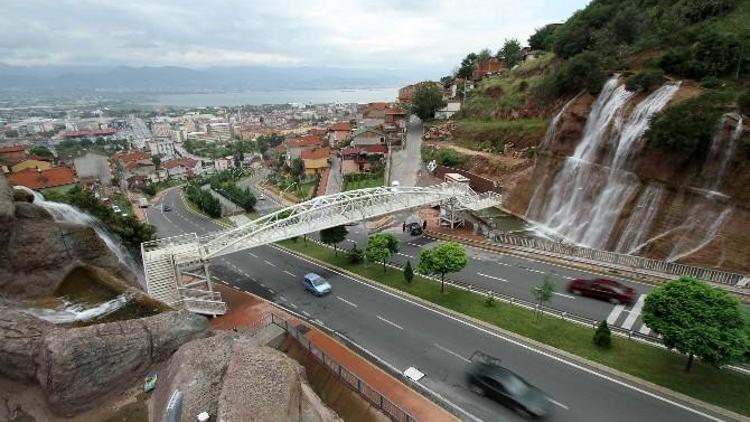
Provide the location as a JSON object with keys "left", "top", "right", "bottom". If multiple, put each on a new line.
{"left": 491, "top": 233, "right": 745, "bottom": 286}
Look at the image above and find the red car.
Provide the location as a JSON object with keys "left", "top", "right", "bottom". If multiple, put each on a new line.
{"left": 567, "top": 278, "right": 635, "bottom": 305}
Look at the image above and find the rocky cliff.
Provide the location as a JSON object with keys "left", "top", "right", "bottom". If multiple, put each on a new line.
{"left": 0, "top": 175, "right": 137, "bottom": 298}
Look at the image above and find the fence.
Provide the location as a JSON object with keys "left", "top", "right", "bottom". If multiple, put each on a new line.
{"left": 490, "top": 233, "right": 745, "bottom": 286}
{"left": 433, "top": 164, "right": 501, "bottom": 194}
{"left": 267, "top": 313, "right": 417, "bottom": 422}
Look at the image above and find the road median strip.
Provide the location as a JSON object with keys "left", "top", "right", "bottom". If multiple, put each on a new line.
{"left": 275, "top": 239, "right": 750, "bottom": 421}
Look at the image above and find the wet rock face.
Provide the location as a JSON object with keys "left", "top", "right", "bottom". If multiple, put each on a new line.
{"left": 36, "top": 310, "right": 208, "bottom": 416}
{"left": 0, "top": 175, "right": 130, "bottom": 299}
{"left": 0, "top": 305, "right": 53, "bottom": 383}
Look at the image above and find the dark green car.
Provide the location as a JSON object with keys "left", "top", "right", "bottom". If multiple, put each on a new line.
{"left": 466, "top": 351, "right": 550, "bottom": 418}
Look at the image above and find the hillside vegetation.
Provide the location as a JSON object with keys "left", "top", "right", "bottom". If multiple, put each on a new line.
{"left": 450, "top": 0, "right": 749, "bottom": 162}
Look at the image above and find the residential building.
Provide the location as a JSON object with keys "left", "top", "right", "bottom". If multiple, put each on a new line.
{"left": 350, "top": 128, "right": 386, "bottom": 147}
{"left": 74, "top": 153, "right": 112, "bottom": 186}
{"left": 435, "top": 101, "right": 462, "bottom": 119}
{"left": 301, "top": 147, "right": 331, "bottom": 176}
{"left": 8, "top": 166, "right": 77, "bottom": 191}
{"left": 398, "top": 82, "right": 442, "bottom": 103}
{"left": 148, "top": 139, "right": 177, "bottom": 158}
{"left": 328, "top": 122, "right": 353, "bottom": 147}
{"left": 285, "top": 135, "right": 326, "bottom": 166}
{"left": 214, "top": 158, "right": 234, "bottom": 172}
{"left": 159, "top": 158, "right": 202, "bottom": 180}
{"left": 472, "top": 57, "right": 504, "bottom": 81}
{"left": 0, "top": 145, "right": 26, "bottom": 164}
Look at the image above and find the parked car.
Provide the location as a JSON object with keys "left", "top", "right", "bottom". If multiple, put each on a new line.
{"left": 466, "top": 351, "right": 550, "bottom": 418}
{"left": 303, "top": 273, "right": 332, "bottom": 296}
{"left": 567, "top": 278, "right": 635, "bottom": 305}
{"left": 163, "top": 204, "right": 172, "bottom": 212}
{"left": 406, "top": 222, "right": 423, "bottom": 236}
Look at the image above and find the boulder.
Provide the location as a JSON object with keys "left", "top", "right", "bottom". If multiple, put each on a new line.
{"left": 0, "top": 304, "right": 52, "bottom": 382}
{"left": 37, "top": 310, "right": 208, "bottom": 416}
{"left": 0, "top": 175, "right": 15, "bottom": 221}
{"left": 12, "top": 187, "right": 35, "bottom": 203}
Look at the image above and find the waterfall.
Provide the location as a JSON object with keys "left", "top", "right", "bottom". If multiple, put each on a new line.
{"left": 700, "top": 115, "right": 743, "bottom": 191}
{"left": 615, "top": 183, "right": 665, "bottom": 254}
{"left": 24, "top": 294, "right": 130, "bottom": 324}
{"left": 539, "top": 92, "right": 583, "bottom": 149}
{"left": 667, "top": 205, "right": 733, "bottom": 262}
{"left": 528, "top": 77, "right": 679, "bottom": 250}
{"left": 18, "top": 187, "right": 145, "bottom": 286}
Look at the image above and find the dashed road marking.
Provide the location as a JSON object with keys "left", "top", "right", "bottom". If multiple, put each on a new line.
{"left": 553, "top": 292, "right": 576, "bottom": 300}
{"left": 547, "top": 398, "right": 569, "bottom": 410}
{"left": 279, "top": 296, "right": 287, "bottom": 302}
{"left": 407, "top": 243, "right": 423, "bottom": 248}
{"left": 248, "top": 252, "right": 258, "bottom": 258}
{"left": 268, "top": 288, "right": 276, "bottom": 294}
{"left": 622, "top": 295, "right": 647, "bottom": 330}
{"left": 290, "top": 303, "right": 298, "bottom": 309}
{"left": 283, "top": 270, "right": 297, "bottom": 277}
{"left": 302, "top": 310, "right": 312, "bottom": 317}
{"left": 434, "top": 343, "right": 470, "bottom": 363}
{"left": 337, "top": 296, "right": 358, "bottom": 308}
{"left": 606, "top": 304, "right": 625, "bottom": 325}
{"left": 264, "top": 260, "right": 277, "bottom": 267}
{"left": 476, "top": 272, "right": 508, "bottom": 283}
{"left": 376, "top": 315, "right": 404, "bottom": 330}
{"left": 397, "top": 252, "right": 413, "bottom": 258}
{"left": 522, "top": 267, "right": 547, "bottom": 275}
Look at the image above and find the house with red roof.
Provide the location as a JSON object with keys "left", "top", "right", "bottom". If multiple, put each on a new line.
{"left": 8, "top": 166, "right": 77, "bottom": 191}
{"left": 328, "top": 122, "right": 354, "bottom": 147}
{"left": 301, "top": 147, "right": 331, "bottom": 176}
{"left": 0, "top": 145, "right": 27, "bottom": 164}
{"left": 285, "top": 135, "right": 326, "bottom": 166}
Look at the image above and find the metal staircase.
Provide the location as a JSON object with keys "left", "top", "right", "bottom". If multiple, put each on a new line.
{"left": 141, "top": 182, "right": 502, "bottom": 315}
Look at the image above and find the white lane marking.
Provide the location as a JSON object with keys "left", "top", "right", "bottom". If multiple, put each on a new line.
{"left": 622, "top": 295, "right": 647, "bottom": 330}
{"left": 302, "top": 310, "right": 312, "bottom": 317}
{"left": 259, "top": 282, "right": 266, "bottom": 287}
{"left": 264, "top": 260, "right": 277, "bottom": 267}
{"left": 638, "top": 324, "right": 652, "bottom": 336}
{"left": 337, "top": 296, "right": 359, "bottom": 308}
{"left": 434, "top": 343, "right": 470, "bottom": 363}
{"left": 278, "top": 296, "right": 287, "bottom": 302}
{"left": 314, "top": 319, "right": 325, "bottom": 326}
{"left": 408, "top": 243, "right": 423, "bottom": 248}
{"left": 248, "top": 252, "right": 258, "bottom": 258}
{"left": 376, "top": 315, "right": 404, "bottom": 330}
{"left": 523, "top": 268, "right": 547, "bottom": 275}
{"left": 269, "top": 244, "right": 723, "bottom": 422}
{"left": 606, "top": 304, "right": 626, "bottom": 325}
{"left": 476, "top": 273, "right": 508, "bottom": 283}
{"left": 397, "top": 252, "right": 413, "bottom": 258}
{"left": 290, "top": 303, "right": 298, "bottom": 309}
{"left": 346, "top": 239, "right": 357, "bottom": 244}
{"left": 563, "top": 276, "right": 576, "bottom": 280}
{"left": 268, "top": 289, "right": 275, "bottom": 294}
{"left": 552, "top": 292, "right": 576, "bottom": 300}
{"left": 283, "top": 270, "right": 297, "bottom": 277}
{"left": 547, "top": 398, "right": 569, "bottom": 410}
{"left": 241, "top": 271, "right": 249, "bottom": 277}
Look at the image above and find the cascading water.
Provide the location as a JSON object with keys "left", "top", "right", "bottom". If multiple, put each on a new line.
{"left": 527, "top": 76, "right": 679, "bottom": 250}
{"left": 615, "top": 183, "right": 665, "bottom": 254}
{"left": 701, "top": 114, "right": 744, "bottom": 192}
{"left": 18, "top": 187, "right": 145, "bottom": 286}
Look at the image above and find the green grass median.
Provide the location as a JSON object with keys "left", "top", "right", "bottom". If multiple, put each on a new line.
{"left": 278, "top": 239, "right": 750, "bottom": 417}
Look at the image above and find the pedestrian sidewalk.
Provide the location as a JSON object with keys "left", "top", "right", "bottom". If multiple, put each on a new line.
{"left": 210, "top": 283, "right": 458, "bottom": 422}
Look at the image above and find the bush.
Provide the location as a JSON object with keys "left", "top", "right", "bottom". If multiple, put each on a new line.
{"left": 423, "top": 147, "right": 466, "bottom": 167}
{"left": 534, "top": 51, "right": 606, "bottom": 101}
{"left": 348, "top": 244, "right": 364, "bottom": 264}
{"left": 646, "top": 94, "right": 725, "bottom": 156}
{"left": 403, "top": 260, "right": 414, "bottom": 283}
{"left": 528, "top": 24, "right": 558, "bottom": 51}
{"left": 184, "top": 184, "right": 222, "bottom": 218}
{"left": 660, "top": 30, "right": 743, "bottom": 79}
{"left": 625, "top": 69, "right": 665, "bottom": 92}
{"left": 742, "top": 135, "right": 750, "bottom": 157}
{"left": 700, "top": 76, "right": 723, "bottom": 89}
{"left": 593, "top": 321, "right": 612, "bottom": 348}
{"left": 485, "top": 294, "right": 496, "bottom": 307}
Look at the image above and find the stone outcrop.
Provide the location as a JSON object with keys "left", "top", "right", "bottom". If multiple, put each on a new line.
{"left": 0, "top": 304, "right": 208, "bottom": 417}
{"left": 0, "top": 175, "right": 131, "bottom": 298}
{"left": 153, "top": 332, "right": 338, "bottom": 422}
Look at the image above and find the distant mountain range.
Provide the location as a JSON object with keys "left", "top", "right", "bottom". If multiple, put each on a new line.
{"left": 0, "top": 64, "right": 428, "bottom": 94}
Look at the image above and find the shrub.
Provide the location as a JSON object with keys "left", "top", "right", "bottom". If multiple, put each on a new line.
{"left": 593, "top": 321, "right": 612, "bottom": 348}
{"left": 348, "top": 244, "right": 364, "bottom": 264}
{"left": 625, "top": 69, "right": 665, "bottom": 92}
{"left": 660, "top": 30, "right": 743, "bottom": 79}
{"left": 528, "top": 24, "right": 558, "bottom": 51}
{"left": 485, "top": 294, "right": 496, "bottom": 307}
{"left": 700, "top": 76, "right": 723, "bottom": 89}
{"left": 646, "top": 94, "right": 725, "bottom": 156}
{"left": 535, "top": 51, "right": 606, "bottom": 101}
{"left": 184, "top": 184, "right": 222, "bottom": 218}
{"left": 403, "top": 260, "right": 414, "bottom": 283}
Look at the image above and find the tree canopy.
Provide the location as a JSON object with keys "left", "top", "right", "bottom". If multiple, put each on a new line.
{"left": 417, "top": 242, "right": 468, "bottom": 293}
{"left": 456, "top": 53, "right": 478, "bottom": 79}
{"left": 499, "top": 38, "right": 523, "bottom": 68}
{"left": 320, "top": 225, "right": 348, "bottom": 254}
{"left": 643, "top": 277, "right": 750, "bottom": 371}
{"left": 408, "top": 83, "right": 446, "bottom": 121}
{"left": 528, "top": 24, "right": 558, "bottom": 51}
{"left": 365, "top": 233, "right": 399, "bottom": 271}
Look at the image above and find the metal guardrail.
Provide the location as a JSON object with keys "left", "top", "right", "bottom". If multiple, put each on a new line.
{"left": 260, "top": 313, "right": 417, "bottom": 422}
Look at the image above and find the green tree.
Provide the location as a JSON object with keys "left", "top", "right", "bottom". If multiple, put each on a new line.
{"left": 365, "top": 233, "right": 398, "bottom": 272}
{"left": 417, "top": 242, "right": 468, "bottom": 293}
{"left": 457, "top": 53, "right": 478, "bottom": 79}
{"left": 408, "top": 83, "right": 446, "bottom": 121}
{"left": 348, "top": 244, "right": 364, "bottom": 264}
{"left": 320, "top": 225, "right": 348, "bottom": 255}
{"left": 30, "top": 146, "right": 54, "bottom": 157}
{"left": 152, "top": 155, "right": 162, "bottom": 181}
{"left": 499, "top": 38, "right": 523, "bottom": 68}
{"left": 477, "top": 48, "right": 492, "bottom": 63}
{"left": 643, "top": 277, "right": 750, "bottom": 372}
{"left": 593, "top": 321, "right": 612, "bottom": 348}
{"left": 403, "top": 260, "right": 414, "bottom": 283}
{"left": 738, "top": 91, "right": 750, "bottom": 116}
{"left": 531, "top": 276, "right": 555, "bottom": 321}
{"left": 528, "top": 24, "right": 558, "bottom": 51}
{"left": 290, "top": 158, "right": 305, "bottom": 180}
{"left": 646, "top": 94, "right": 723, "bottom": 156}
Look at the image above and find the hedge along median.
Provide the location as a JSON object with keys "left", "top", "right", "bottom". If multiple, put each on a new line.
{"left": 277, "top": 239, "right": 750, "bottom": 417}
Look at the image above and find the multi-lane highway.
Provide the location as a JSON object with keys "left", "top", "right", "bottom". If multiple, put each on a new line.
{"left": 146, "top": 188, "right": 724, "bottom": 422}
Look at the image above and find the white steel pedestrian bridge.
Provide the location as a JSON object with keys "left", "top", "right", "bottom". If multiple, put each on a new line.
{"left": 141, "top": 182, "right": 502, "bottom": 315}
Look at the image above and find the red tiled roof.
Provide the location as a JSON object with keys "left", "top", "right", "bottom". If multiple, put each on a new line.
{"left": 340, "top": 146, "right": 361, "bottom": 156}
{"left": 385, "top": 106, "right": 406, "bottom": 115}
{"left": 63, "top": 128, "right": 116, "bottom": 139}
{"left": 288, "top": 135, "right": 325, "bottom": 148}
{"left": 330, "top": 122, "right": 353, "bottom": 132}
{"left": 362, "top": 144, "right": 388, "bottom": 154}
{"left": 0, "top": 145, "right": 26, "bottom": 154}
{"left": 161, "top": 158, "right": 198, "bottom": 170}
{"left": 113, "top": 151, "right": 151, "bottom": 164}
{"left": 8, "top": 166, "right": 76, "bottom": 190}
{"left": 301, "top": 147, "right": 332, "bottom": 160}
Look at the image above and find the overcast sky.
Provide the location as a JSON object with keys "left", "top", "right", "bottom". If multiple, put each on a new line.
{"left": 1, "top": 0, "right": 589, "bottom": 74}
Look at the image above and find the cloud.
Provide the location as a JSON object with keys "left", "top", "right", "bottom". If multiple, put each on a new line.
{"left": 1, "top": 0, "right": 588, "bottom": 73}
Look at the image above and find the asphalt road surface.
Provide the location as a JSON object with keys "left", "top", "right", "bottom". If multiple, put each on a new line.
{"left": 145, "top": 189, "right": 724, "bottom": 422}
